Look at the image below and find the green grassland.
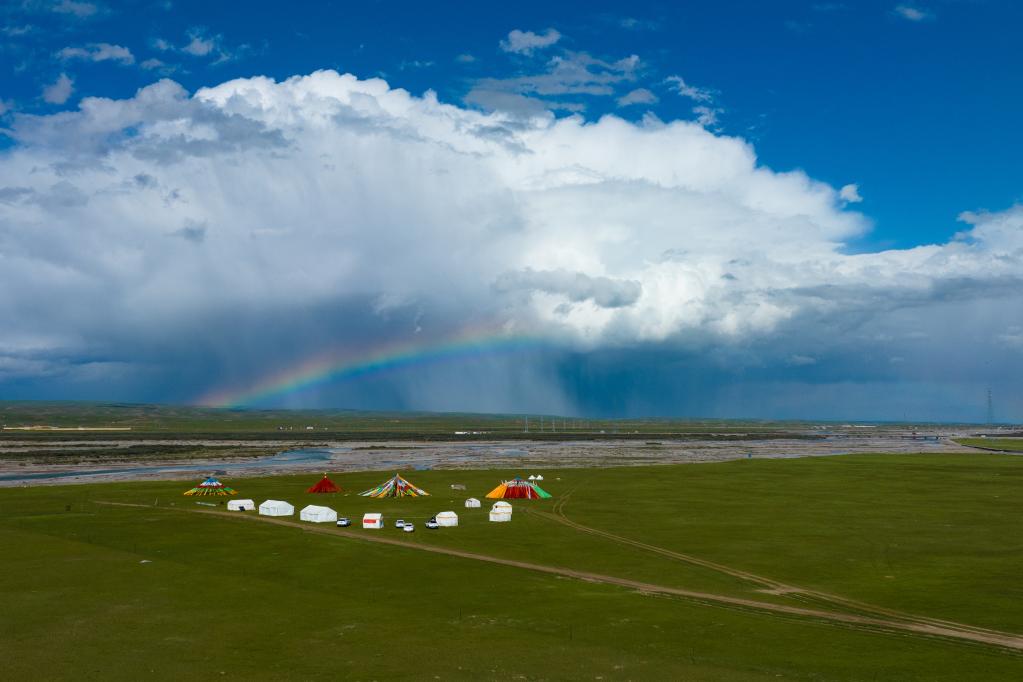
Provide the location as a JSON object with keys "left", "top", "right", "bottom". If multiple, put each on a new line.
{"left": 956, "top": 438, "right": 1023, "bottom": 452}
{"left": 1, "top": 453, "right": 1021, "bottom": 680}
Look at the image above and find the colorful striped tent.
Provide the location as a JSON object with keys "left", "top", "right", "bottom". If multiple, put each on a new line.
{"left": 485, "top": 477, "right": 552, "bottom": 500}
{"left": 359, "top": 473, "right": 429, "bottom": 498}
{"left": 306, "top": 473, "right": 341, "bottom": 493}
{"left": 183, "top": 476, "right": 237, "bottom": 497}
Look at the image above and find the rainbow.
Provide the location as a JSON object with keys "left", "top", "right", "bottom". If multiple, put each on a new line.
{"left": 197, "top": 330, "right": 544, "bottom": 408}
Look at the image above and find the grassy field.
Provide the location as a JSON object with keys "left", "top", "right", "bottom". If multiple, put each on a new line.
{"left": 1, "top": 453, "right": 1021, "bottom": 680}
{"left": 956, "top": 438, "right": 1023, "bottom": 452}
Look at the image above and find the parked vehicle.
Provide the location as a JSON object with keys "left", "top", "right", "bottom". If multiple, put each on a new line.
{"left": 425, "top": 520, "right": 439, "bottom": 529}
{"left": 336, "top": 517, "right": 351, "bottom": 527}
{"left": 395, "top": 519, "right": 406, "bottom": 528}
{"left": 403, "top": 523, "right": 415, "bottom": 533}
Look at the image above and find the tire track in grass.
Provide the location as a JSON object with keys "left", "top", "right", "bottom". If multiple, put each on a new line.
{"left": 93, "top": 500, "right": 1023, "bottom": 653}
{"left": 530, "top": 488, "right": 1020, "bottom": 644}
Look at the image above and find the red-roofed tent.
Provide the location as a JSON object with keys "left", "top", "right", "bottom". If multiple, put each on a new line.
{"left": 306, "top": 474, "right": 341, "bottom": 494}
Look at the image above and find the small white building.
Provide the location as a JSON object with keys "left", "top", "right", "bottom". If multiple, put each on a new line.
{"left": 258, "top": 499, "right": 294, "bottom": 517}
{"left": 436, "top": 511, "right": 459, "bottom": 527}
{"left": 464, "top": 497, "right": 481, "bottom": 508}
{"left": 362, "top": 512, "right": 384, "bottom": 529}
{"left": 227, "top": 499, "right": 255, "bottom": 511}
{"left": 300, "top": 504, "right": 337, "bottom": 523}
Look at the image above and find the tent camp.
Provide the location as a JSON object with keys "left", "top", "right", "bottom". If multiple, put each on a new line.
{"left": 227, "top": 499, "right": 255, "bottom": 511}
{"left": 300, "top": 505, "right": 338, "bottom": 523}
{"left": 436, "top": 511, "right": 458, "bottom": 527}
{"left": 485, "top": 477, "right": 552, "bottom": 500}
{"left": 259, "top": 499, "right": 294, "bottom": 517}
{"left": 362, "top": 513, "right": 384, "bottom": 529}
{"left": 464, "top": 497, "right": 481, "bottom": 508}
{"left": 183, "top": 476, "right": 237, "bottom": 497}
{"left": 306, "top": 474, "right": 341, "bottom": 494}
{"left": 359, "top": 473, "right": 429, "bottom": 498}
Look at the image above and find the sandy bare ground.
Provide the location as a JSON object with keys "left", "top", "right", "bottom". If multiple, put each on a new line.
{"left": 96, "top": 500, "right": 1023, "bottom": 653}
{"left": 0, "top": 430, "right": 979, "bottom": 487}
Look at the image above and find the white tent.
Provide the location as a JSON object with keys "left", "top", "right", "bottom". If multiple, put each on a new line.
{"left": 464, "top": 497, "right": 481, "bottom": 508}
{"left": 436, "top": 511, "right": 459, "bottom": 527}
{"left": 300, "top": 504, "right": 338, "bottom": 523}
{"left": 362, "top": 512, "right": 384, "bottom": 529}
{"left": 489, "top": 509, "right": 511, "bottom": 522}
{"left": 227, "top": 499, "right": 255, "bottom": 511}
{"left": 491, "top": 501, "right": 513, "bottom": 514}
{"left": 258, "top": 499, "right": 294, "bottom": 516}
{"left": 535, "top": 475, "right": 544, "bottom": 481}
{"left": 528, "top": 475, "right": 536, "bottom": 480}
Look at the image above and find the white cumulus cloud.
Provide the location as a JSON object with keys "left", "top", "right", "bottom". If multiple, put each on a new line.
{"left": 839, "top": 183, "right": 863, "bottom": 203}
{"left": 51, "top": 0, "right": 99, "bottom": 18}
{"left": 2, "top": 70, "right": 1022, "bottom": 404}
{"left": 617, "top": 88, "right": 658, "bottom": 107}
{"left": 500, "top": 28, "right": 562, "bottom": 55}
{"left": 665, "top": 75, "right": 713, "bottom": 102}
{"left": 41, "top": 72, "right": 73, "bottom": 104}
{"left": 58, "top": 42, "right": 135, "bottom": 65}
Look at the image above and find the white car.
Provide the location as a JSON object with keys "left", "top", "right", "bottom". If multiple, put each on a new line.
{"left": 336, "top": 517, "right": 351, "bottom": 527}
{"left": 403, "top": 523, "right": 415, "bottom": 533}
{"left": 395, "top": 519, "right": 406, "bottom": 528}
{"left": 425, "top": 521, "right": 439, "bottom": 529}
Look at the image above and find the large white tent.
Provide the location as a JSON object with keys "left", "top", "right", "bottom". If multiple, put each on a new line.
{"left": 490, "top": 501, "right": 513, "bottom": 522}
{"left": 436, "top": 511, "right": 458, "bottom": 527}
{"left": 489, "top": 509, "right": 511, "bottom": 522}
{"left": 464, "top": 497, "right": 481, "bottom": 508}
{"left": 362, "top": 512, "right": 383, "bottom": 529}
{"left": 227, "top": 499, "right": 255, "bottom": 511}
{"left": 300, "top": 505, "right": 338, "bottom": 523}
{"left": 258, "top": 499, "right": 294, "bottom": 517}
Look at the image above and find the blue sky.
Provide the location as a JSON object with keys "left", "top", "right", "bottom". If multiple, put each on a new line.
{"left": 1, "top": 0, "right": 1022, "bottom": 420}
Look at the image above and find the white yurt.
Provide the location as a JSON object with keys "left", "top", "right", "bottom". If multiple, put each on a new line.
{"left": 535, "top": 475, "right": 544, "bottom": 481}
{"left": 362, "top": 512, "right": 384, "bottom": 529}
{"left": 227, "top": 499, "right": 255, "bottom": 511}
{"left": 491, "top": 501, "right": 513, "bottom": 514}
{"left": 300, "top": 505, "right": 338, "bottom": 523}
{"left": 464, "top": 497, "right": 481, "bottom": 508}
{"left": 528, "top": 475, "right": 536, "bottom": 480}
{"left": 258, "top": 499, "right": 294, "bottom": 516}
{"left": 436, "top": 511, "right": 459, "bottom": 527}
{"left": 489, "top": 509, "right": 512, "bottom": 522}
